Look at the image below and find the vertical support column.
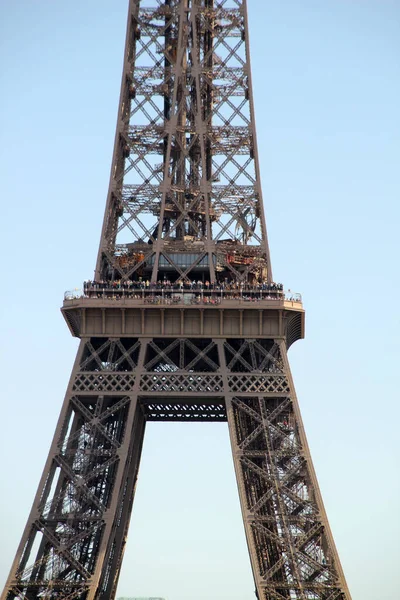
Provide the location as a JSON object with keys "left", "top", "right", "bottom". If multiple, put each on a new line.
{"left": 121, "top": 308, "right": 126, "bottom": 334}
{"left": 216, "top": 339, "right": 264, "bottom": 599}
{"left": 82, "top": 308, "right": 86, "bottom": 336}
{"left": 242, "top": 0, "right": 273, "bottom": 281}
{"left": 97, "top": 340, "right": 148, "bottom": 600}
{"left": 160, "top": 309, "right": 165, "bottom": 335}
{"left": 1, "top": 337, "right": 150, "bottom": 600}
{"left": 216, "top": 335, "right": 352, "bottom": 600}
{"left": 95, "top": 0, "right": 138, "bottom": 280}
{"left": 278, "top": 340, "right": 352, "bottom": 599}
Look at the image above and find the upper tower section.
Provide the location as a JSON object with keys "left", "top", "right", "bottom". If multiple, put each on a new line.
{"left": 96, "top": 0, "right": 272, "bottom": 285}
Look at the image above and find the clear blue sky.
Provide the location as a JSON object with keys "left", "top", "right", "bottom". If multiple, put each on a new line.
{"left": 0, "top": 1, "right": 399, "bottom": 599}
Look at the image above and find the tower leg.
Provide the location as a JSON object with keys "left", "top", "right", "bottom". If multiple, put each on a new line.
{"left": 1, "top": 339, "right": 147, "bottom": 600}
{"left": 218, "top": 338, "right": 351, "bottom": 600}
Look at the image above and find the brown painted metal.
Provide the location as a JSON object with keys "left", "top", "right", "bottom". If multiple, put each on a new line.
{"left": 1, "top": 2, "right": 352, "bottom": 600}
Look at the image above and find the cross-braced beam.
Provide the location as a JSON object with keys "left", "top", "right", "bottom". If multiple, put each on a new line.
{"left": 95, "top": 0, "right": 272, "bottom": 285}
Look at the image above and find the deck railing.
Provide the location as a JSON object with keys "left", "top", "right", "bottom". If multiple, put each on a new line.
{"left": 64, "top": 286, "right": 302, "bottom": 305}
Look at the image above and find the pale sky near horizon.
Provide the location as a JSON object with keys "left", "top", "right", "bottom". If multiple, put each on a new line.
{"left": 0, "top": 1, "right": 399, "bottom": 599}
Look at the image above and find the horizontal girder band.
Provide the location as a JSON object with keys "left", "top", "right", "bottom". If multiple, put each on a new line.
{"left": 62, "top": 302, "right": 304, "bottom": 348}
{"left": 140, "top": 399, "right": 227, "bottom": 421}
{"left": 72, "top": 374, "right": 290, "bottom": 396}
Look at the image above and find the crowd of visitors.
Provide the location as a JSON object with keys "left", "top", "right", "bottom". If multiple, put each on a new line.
{"left": 63, "top": 278, "right": 302, "bottom": 304}
{"left": 83, "top": 278, "right": 285, "bottom": 293}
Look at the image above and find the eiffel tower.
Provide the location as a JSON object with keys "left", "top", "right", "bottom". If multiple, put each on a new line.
{"left": 2, "top": 1, "right": 352, "bottom": 599}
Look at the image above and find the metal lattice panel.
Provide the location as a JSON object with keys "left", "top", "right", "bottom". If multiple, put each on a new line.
{"left": 140, "top": 399, "right": 226, "bottom": 421}
{"left": 3, "top": 392, "right": 138, "bottom": 599}
{"left": 230, "top": 394, "right": 341, "bottom": 597}
{"left": 228, "top": 374, "right": 290, "bottom": 394}
{"left": 73, "top": 373, "right": 136, "bottom": 393}
{"left": 80, "top": 339, "right": 140, "bottom": 372}
{"left": 95, "top": 0, "right": 272, "bottom": 285}
{"left": 224, "top": 339, "right": 285, "bottom": 373}
{"left": 140, "top": 372, "right": 224, "bottom": 393}
{"left": 144, "top": 338, "right": 220, "bottom": 372}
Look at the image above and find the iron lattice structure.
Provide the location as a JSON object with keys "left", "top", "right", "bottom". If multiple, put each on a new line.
{"left": 2, "top": 2, "right": 352, "bottom": 600}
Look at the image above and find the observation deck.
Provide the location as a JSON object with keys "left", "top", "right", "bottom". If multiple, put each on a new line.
{"left": 62, "top": 285, "right": 304, "bottom": 348}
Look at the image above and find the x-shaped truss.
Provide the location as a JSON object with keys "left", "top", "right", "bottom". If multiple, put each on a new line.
{"left": 230, "top": 390, "right": 346, "bottom": 598}
{"left": 95, "top": 0, "right": 272, "bottom": 285}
